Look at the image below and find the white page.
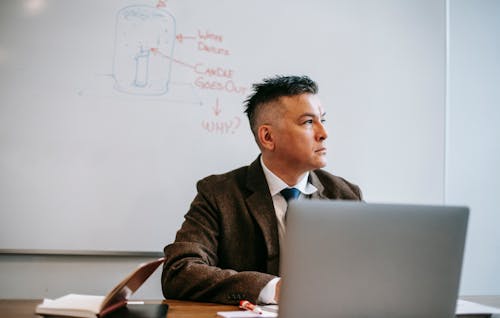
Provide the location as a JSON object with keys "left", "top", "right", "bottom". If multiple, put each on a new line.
{"left": 456, "top": 299, "right": 500, "bottom": 314}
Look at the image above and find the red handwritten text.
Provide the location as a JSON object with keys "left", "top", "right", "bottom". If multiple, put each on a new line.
{"left": 198, "top": 41, "right": 230, "bottom": 56}
{"left": 194, "top": 76, "right": 246, "bottom": 95}
{"left": 202, "top": 117, "right": 241, "bottom": 135}
{"left": 198, "top": 30, "right": 223, "bottom": 42}
{"left": 195, "top": 63, "right": 233, "bottom": 78}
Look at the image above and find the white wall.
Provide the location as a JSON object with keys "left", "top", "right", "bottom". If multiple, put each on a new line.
{"left": 0, "top": 254, "right": 163, "bottom": 299}
{"left": 447, "top": 0, "right": 500, "bottom": 295}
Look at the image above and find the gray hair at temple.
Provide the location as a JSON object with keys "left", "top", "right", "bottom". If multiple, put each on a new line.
{"left": 243, "top": 75, "right": 318, "bottom": 139}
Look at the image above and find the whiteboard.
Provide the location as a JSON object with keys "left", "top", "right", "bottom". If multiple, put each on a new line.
{"left": 0, "top": 0, "right": 446, "bottom": 252}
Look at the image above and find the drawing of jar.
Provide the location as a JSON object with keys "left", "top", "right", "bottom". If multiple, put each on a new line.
{"left": 113, "top": 5, "right": 176, "bottom": 95}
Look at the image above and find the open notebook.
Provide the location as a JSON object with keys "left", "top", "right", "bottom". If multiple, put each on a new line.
{"left": 35, "top": 257, "right": 165, "bottom": 317}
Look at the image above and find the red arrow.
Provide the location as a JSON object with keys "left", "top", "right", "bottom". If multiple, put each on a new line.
{"left": 150, "top": 48, "right": 196, "bottom": 69}
{"left": 213, "top": 97, "right": 222, "bottom": 116}
{"left": 176, "top": 33, "right": 197, "bottom": 44}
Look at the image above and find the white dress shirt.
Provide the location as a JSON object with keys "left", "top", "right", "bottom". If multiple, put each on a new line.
{"left": 257, "top": 157, "right": 317, "bottom": 304}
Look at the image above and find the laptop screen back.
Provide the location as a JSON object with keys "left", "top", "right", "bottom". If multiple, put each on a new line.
{"left": 279, "top": 201, "right": 468, "bottom": 318}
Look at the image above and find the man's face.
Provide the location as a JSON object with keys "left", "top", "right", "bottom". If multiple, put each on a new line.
{"left": 271, "top": 93, "right": 328, "bottom": 172}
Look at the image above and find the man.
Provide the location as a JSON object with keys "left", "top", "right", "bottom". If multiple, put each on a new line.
{"left": 161, "top": 75, "right": 362, "bottom": 305}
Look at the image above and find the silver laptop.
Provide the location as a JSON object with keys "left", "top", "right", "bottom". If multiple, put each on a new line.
{"left": 279, "top": 201, "right": 468, "bottom": 318}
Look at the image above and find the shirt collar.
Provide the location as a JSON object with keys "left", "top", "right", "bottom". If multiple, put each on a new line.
{"left": 260, "top": 156, "right": 317, "bottom": 196}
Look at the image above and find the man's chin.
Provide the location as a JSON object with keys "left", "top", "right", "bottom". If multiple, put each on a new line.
{"left": 312, "top": 159, "right": 327, "bottom": 170}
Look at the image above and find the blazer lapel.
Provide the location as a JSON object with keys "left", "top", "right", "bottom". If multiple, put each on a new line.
{"left": 245, "top": 157, "right": 280, "bottom": 275}
{"left": 309, "top": 170, "right": 328, "bottom": 200}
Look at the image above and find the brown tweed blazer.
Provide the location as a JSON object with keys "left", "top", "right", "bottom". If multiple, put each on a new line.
{"left": 161, "top": 157, "right": 362, "bottom": 304}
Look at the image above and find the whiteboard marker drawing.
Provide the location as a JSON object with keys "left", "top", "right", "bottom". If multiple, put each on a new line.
{"left": 134, "top": 46, "right": 150, "bottom": 87}
{"left": 112, "top": 5, "right": 176, "bottom": 95}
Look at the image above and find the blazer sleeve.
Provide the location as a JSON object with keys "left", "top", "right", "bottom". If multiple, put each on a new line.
{"left": 161, "top": 179, "right": 276, "bottom": 304}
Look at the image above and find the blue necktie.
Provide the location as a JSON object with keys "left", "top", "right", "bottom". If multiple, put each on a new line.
{"left": 280, "top": 187, "right": 301, "bottom": 202}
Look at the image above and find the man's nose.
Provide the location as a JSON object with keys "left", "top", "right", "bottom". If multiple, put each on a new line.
{"left": 316, "top": 122, "right": 328, "bottom": 141}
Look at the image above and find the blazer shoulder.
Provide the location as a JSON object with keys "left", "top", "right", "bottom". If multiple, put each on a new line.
{"left": 313, "top": 169, "right": 363, "bottom": 200}
{"left": 197, "top": 164, "right": 249, "bottom": 194}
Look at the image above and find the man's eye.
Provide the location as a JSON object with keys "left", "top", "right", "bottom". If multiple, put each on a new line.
{"left": 321, "top": 118, "right": 326, "bottom": 124}
{"left": 303, "top": 120, "right": 313, "bottom": 125}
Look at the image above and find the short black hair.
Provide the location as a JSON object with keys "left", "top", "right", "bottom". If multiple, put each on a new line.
{"left": 244, "top": 75, "right": 318, "bottom": 137}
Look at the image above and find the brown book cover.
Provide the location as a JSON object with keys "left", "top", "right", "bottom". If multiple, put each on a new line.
{"left": 35, "top": 258, "right": 165, "bottom": 317}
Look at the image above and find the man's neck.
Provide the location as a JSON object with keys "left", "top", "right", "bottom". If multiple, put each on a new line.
{"left": 261, "top": 155, "right": 308, "bottom": 186}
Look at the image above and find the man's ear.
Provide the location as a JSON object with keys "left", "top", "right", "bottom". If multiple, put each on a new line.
{"left": 257, "top": 125, "right": 275, "bottom": 151}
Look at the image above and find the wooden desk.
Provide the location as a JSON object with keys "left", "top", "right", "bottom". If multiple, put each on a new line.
{"left": 0, "top": 299, "right": 236, "bottom": 318}
{"left": 1, "top": 297, "right": 499, "bottom": 318}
